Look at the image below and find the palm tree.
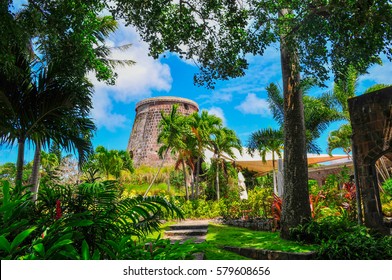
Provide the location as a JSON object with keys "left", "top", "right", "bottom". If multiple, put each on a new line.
{"left": 144, "top": 104, "right": 188, "bottom": 197}
{"left": 188, "top": 110, "right": 222, "bottom": 198}
{"left": 247, "top": 128, "right": 284, "bottom": 195}
{"left": 89, "top": 146, "right": 134, "bottom": 180}
{"left": 209, "top": 127, "right": 241, "bottom": 200}
{"left": 1, "top": 10, "right": 132, "bottom": 200}
{"left": 327, "top": 66, "right": 390, "bottom": 156}
{"left": 267, "top": 83, "right": 342, "bottom": 154}
{"left": 327, "top": 123, "right": 352, "bottom": 157}
{"left": 0, "top": 56, "right": 95, "bottom": 199}
{"left": 40, "top": 150, "right": 59, "bottom": 173}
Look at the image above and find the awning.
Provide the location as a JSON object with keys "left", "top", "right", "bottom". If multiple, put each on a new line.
{"left": 204, "top": 148, "right": 349, "bottom": 175}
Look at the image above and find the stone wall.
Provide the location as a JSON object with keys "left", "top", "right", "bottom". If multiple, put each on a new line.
{"left": 348, "top": 86, "right": 392, "bottom": 232}
{"left": 127, "top": 97, "right": 199, "bottom": 167}
{"left": 223, "top": 246, "right": 316, "bottom": 260}
{"left": 216, "top": 218, "right": 274, "bottom": 231}
{"left": 308, "top": 163, "right": 354, "bottom": 186}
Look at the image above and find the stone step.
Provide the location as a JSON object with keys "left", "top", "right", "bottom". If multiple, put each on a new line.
{"left": 166, "top": 235, "right": 207, "bottom": 244}
{"left": 165, "top": 229, "right": 208, "bottom": 236}
{"left": 170, "top": 224, "right": 208, "bottom": 230}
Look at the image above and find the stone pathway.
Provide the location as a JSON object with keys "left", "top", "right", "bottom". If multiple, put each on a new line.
{"left": 164, "top": 219, "right": 210, "bottom": 244}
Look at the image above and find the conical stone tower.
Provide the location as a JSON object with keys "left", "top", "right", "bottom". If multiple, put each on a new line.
{"left": 127, "top": 96, "right": 199, "bottom": 167}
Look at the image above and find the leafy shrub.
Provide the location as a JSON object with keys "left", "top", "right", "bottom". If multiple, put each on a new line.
{"left": 242, "top": 186, "right": 274, "bottom": 219}
{"left": 177, "top": 198, "right": 220, "bottom": 219}
{"left": 0, "top": 180, "right": 186, "bottom": 260}
{"left": 176, "top": 186, "right": 275, "bottom": 220}
{"left": 382, "top": 178, "right": 392, "bottom": 196}
{"left": 290, "top": 215, "right": 392, "bottom": 259}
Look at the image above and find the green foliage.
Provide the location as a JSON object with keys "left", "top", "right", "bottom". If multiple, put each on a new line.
{"left": 206, "top": 223, "right": 317, "bottom": 253}
{"left": 381, "top": 178, "right": 392, "bottom": 216}
{"left": 176, "top": 186, "right": 274, "bottom": 220}
{"left": 131, "top": 166, "right": 172, "bottom": 185}
{"left": 0, "top": 162, "right": 16, "bottom": 180}
{"left": 169, "top": 170, "right": 184, "bottom": 188}
{"left": 0, "top": 179, "right": 185, "bottom": 260}
{"left": 266, "top": 83, "right": 342, "bottom": 154}
{"left": 82, "top": 146, "right": 134, "bottom": 181}
{"left": 382, "top": 178, "right": 392, "bottom": 197}
{"left": 124, "top": 183, "right": 177, "bottom": 198}
{"left": 290, "top": 216, "right": 392, "bottom": 259}
{"left": 308, "top": 172, "right": 357, "bottom": 222}
{"left": 179, "top": 199, "right": 221, "bottom": 219}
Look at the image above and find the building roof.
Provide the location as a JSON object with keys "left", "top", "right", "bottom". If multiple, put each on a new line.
{"left": 204, "top": 148, "right": 349, "bottom": 175}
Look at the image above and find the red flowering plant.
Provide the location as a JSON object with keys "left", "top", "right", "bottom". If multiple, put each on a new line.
{"left": 271, "top": 194, "right": 282, "bottom": 231}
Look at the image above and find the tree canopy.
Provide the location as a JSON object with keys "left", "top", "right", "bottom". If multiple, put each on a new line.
{"left": 114, "top": 0, "right": 392, "bottom": 87}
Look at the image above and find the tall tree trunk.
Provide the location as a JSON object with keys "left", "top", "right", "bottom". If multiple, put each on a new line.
{"left": 181, "top": 159, "right": 189, "bottom": 200}
{"left": 143, "top": 148, "right": 169, "bottom": 197}
{"left": 272, "top": 152, "right": 278, "bottom": 195}
{"left": 216, "top": 158, "right": 220, "bottom": 201}
{"left": 15, "top": 138, "right": 25, "bottom": 184}
{"left": 29, "top": 144, "right": 41, "bottom": 202}
{"left": 195, "top": 156, "right": 201, "bottom": 198}
{"left": 279, "top": 9, "right": 311, "bottom": 239}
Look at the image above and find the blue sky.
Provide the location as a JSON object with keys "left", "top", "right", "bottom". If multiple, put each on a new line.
{"left": 1, "top": 4, "right": 392, "bottom": 164}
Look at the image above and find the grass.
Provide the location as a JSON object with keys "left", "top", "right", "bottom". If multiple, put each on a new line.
{"left": 141, "top": 221, "right": 318, "bottom": 260}
{"left": 123, "top": 183, "right": 184, "bottom": 196}
{"left": 206, "top": 223, "right": 318, "bottom": 253}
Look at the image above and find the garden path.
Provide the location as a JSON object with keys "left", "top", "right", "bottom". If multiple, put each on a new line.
{"left": 164, "top": 219, "right": 211, "bottom": 244}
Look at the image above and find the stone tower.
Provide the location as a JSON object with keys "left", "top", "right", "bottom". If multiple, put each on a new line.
{"left": 127, "top": 96, "right": 199, "bottom": 167}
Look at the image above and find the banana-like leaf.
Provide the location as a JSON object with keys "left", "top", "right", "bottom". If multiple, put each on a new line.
{"left": 0, "top": 235, "right": 11, "bottom": 253}
{"left": 81, "top": 240, "right": 90, "bottom": 260}
{"left": 10, "top": 227, "right": 37, "bottom": 252}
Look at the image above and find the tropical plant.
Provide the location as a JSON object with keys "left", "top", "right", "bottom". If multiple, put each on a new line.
{"left": 0, "top": 179, "right": 184, "bottom": 260}
{"left": 327, "top": 123, "right": 352, "bottom": 157}
{"left": 145, "top": 105, "right": 189, "bottom": 198}
{"left": 188, "top": 110, "right": 223, "bottom": 198}
{"left": 247, "top": 127, "right": 284, "bottom": 195}
{"left": 290, "top": 215, "right": 392, "bottom": 259}
{"left": 86, "top": 146, "right": 134, "bottom": 180}
{"left": 0, "top": 163, "right": 17, "bottom": 181}
{"left": 327, "top": 66, "right": 390, "bottom": 156}
{"left": 266, "top": 83, "right": 342, "bottom": 154}
{"left": 209, "top": 127, "right": 241, "bottom": 200}
{"left": 0, "top": 57, "right": 95, "bottom": 191}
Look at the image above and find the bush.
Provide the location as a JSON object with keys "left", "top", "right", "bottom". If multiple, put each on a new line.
{"left": 0, "top": 180, "right": 188, "bottom": 260}
{"left": 177, "top": 186, "right": 275, "bottom": 220}
{"left": 179, "top": 199, "right": 221, "bottom": 219}
{"left": 382, "top": 178, "right": 392, "bottom": 196}
{"left": 290, "top": 215, "right": 392, "bottom": 259}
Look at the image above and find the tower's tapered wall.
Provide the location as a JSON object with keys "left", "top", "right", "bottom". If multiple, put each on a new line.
{"left": 127, "top": 96, "right": 199, "bottom": 167}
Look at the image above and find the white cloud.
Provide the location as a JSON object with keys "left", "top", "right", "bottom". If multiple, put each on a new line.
{"left": 207, "top": 107, "right": 226, "bottom": 125}
{"left": 235, "top": 93, "right": 270, "bottom": 116}
{"left": 359, "top": 59, "right": 392, "bottom": 86}
{"left": 91, "top": 91, "right": 128, "bottom": 131}
{"left": 199, "top": 90, "right": 233, "bottom": 104}
{"left": 90, "top": 23, "right": 173, "bottom": 130}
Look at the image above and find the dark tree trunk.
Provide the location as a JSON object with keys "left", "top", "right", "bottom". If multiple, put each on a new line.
{"left": 279, "top": 9, "right": 311, "bottom": 239}
{"left": 29, "top": 144, "right": 41, "bottom": 202}
{"left": 16, "top": 138, "right": 25, "bottom": 184}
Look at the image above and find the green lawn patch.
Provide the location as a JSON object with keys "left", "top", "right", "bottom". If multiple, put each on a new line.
{"left": 141, "top": 221, "right": 318, "bottom": 260}
{"left": 206, "top": 223, "right": 318, "bottom": 253}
